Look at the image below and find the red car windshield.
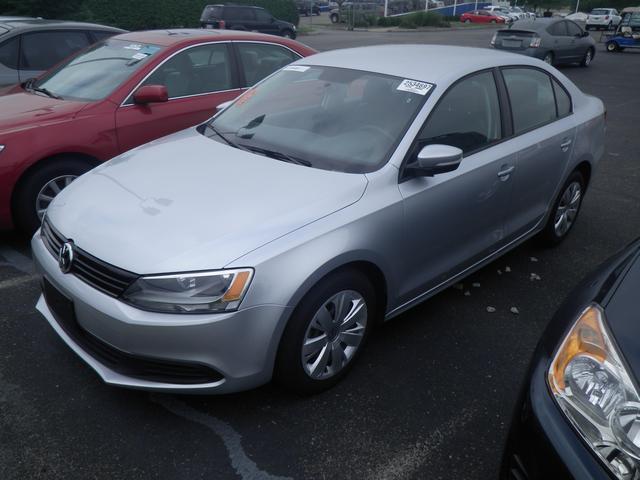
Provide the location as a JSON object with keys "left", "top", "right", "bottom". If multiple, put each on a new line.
{"left": 34, "top": 39, "right": 163, "bottom": 102}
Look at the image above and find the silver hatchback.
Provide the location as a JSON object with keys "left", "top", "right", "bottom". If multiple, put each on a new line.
{"left": 32, "top": 45, "right": 605, "bottom": 394}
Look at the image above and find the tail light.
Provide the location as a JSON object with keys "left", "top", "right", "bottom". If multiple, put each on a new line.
{"left": 529, "top": 36, "right": 541, "bottom": 48}
{"left": 490, "top": 33, "right": 497, "bottom": 46}
{"left": 218, "top": 19, "right": 226, "bottom": 29}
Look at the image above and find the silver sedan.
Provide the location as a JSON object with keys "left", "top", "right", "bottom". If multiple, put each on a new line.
{"left": 32, "top": 45, "right": 605, "bottom": 394}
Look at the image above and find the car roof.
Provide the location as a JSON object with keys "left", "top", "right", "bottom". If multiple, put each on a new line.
{"left": 296, "top": 45, "right": 549, "bottom": 85}
{"left": 113, "top": 28, "right": 293, "bottom": 47}
{"left": 0, "top": 19, "right": 124, "bottom": 33}
{"left": 500, "top": 18, "right": 560, "bottom": 31}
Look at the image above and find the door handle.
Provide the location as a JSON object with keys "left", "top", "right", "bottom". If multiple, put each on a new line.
{"left": 560, "top": 139, "right": 572, "bottom": 151}
{"left": 497, "top": 165, "right": 515, "bottom": 179}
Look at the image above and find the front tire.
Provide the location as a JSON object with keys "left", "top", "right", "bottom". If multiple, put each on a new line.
{"left": 13, "top": 157, "right": 96, "bottom": 235}
{"left": 464, "top": 19, "right": 471, "bottom": 23}
{"left": 330, "top": 13, "right": 339, "bottom": 23}
{"left": 580, "top": 47, "right": 594, "bottom": 67}
{"left": 275, "top": 269, "right": 376, "bottom": 395}
{"left": 606, "top": 41, "right": 619, "bottom": 52}
{"left": 538, "top": 170, "right": 585, "bottom": 246}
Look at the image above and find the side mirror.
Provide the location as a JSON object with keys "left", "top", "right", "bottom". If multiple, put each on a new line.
{"left": 216, "top": 100, "right": 233, "bottom": 113}
{"left": 133, "top": 85, "right": 168, "bottom": 104}
{"left": 581, "top": 30, "right": 590, "bottom": 37}
{"left": 406, "top": 144, "right": 463, "bottom": 177}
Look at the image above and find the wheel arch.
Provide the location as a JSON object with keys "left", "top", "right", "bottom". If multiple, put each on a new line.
{"left": 11, "top": 152, "right": 101, "bottom": 220}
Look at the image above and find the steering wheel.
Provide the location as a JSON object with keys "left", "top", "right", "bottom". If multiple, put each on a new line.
{"left": 355, "top": 125, "right": 395, "bottom": 144}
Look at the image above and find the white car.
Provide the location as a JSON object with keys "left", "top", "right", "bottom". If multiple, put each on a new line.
{"left": 485, "top": 6, "right": 519, "bottom": 22}
{"left": 586, "top": 8, "right": 621, "bottom": 30}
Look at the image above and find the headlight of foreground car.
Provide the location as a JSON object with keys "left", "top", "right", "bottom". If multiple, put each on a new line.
{"left": 122, "top": 268, "right": 253, "bottom": 313}
{"left": 549, "top": 305, "right": 640, "bottom": 479}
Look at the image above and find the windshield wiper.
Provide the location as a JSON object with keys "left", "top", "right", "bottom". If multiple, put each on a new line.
{"left": 205, "top": 123, "right": 244, "bottom": 150}
{"left": 26, "top": 81, "right": 62, "bottom": 100}
{"left": 240, "top": 145, "right": 312, "bottom": 167}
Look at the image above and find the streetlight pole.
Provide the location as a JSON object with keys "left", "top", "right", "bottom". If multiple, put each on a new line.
{"left": 575, "top": 0, "right": 580, "bottom": 13}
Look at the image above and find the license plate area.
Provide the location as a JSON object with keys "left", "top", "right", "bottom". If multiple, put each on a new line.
{"left": 42, "top": 277, "right": 75, "bottom": 327}
{"left": 502, "top": 39, "right": 523, "bottom": 48}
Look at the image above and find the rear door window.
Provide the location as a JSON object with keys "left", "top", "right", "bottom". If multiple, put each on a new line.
{"left": 502, "top": 68, "right": 557, "bottom": 134}
{"left": 21, "top": 30, "right": 91, "bottom": 70}
{"left": 237, "top": 43, "right": 300, "bottom": 86}
{"left": 552, "top": 79, "right": 571, "bottom": 117}
{"left": 0, "top": 35, "right": 19, "bottom": 69}
{"left": 90, "top": 30, "right": 117, "bottom": 42}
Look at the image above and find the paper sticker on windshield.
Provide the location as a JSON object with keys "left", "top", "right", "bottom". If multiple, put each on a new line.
{"left": 131, "top": 52, "right": 148, "bottom": 60}
{"left": 139, "top": 45, "right": 161, "bottom": 55}
{"left": 123, "top": 44, "right": 143, "bottom": 50}
{"left": 283, "top": 65, "right": 310, "bottom": 72}
{"left": 397, "top": 79, "right": 434, "bottom": 96}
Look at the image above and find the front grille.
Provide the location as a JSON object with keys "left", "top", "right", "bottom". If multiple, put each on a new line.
{"left": 43, "top": 278, "right": 224, "bottom": 385}
{"left": 41, "top": 218, "right": 138, "bottom": 297}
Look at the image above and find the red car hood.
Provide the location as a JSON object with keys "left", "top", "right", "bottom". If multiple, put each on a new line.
{"left": 0, "top": 91, "right": 88, "bottom": 133}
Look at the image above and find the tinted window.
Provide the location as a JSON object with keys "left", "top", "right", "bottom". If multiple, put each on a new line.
{"left": 226, "top": 7, "right": 255, "bottom": 21}
{"left": 21, "top": 31, "right": 90, "bottom": 70}
{"left": 553, "top": 79, "right": 571, "bottom": 117}
{"left": 255, "top": 9, "right": 272, "bottom": 22}
{"left": 142, "top": 43, "right": 232, "bottom": 98}
{"left": 237, "top": 43, "right": 299, "bottom": 86}
{"left": 0, "top": 35, "right": 19, "bottom": 69}
{"left": 548, "top": 21, "right": 568, "bottom": 36}
{"left": 416, "top": 71, "right": 502, "bottom": 155}
{"left": 566, "top": 21, "right": 582, "bottom": 36}
{"left": 503, "top": 68, "right": 556, "bottom": 133}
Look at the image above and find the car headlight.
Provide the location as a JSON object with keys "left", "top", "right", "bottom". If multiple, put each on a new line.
{"left": 549, "top": 305, "right": 640, "bottom": 479}
{"left": 122, "top": 268, "right": 253, "bottom": 314}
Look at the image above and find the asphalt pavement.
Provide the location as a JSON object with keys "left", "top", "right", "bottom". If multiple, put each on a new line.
{"left": 1, "top": 27, "right": 639, "bottom": 480}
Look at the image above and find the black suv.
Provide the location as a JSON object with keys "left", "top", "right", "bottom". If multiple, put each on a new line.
{"left": 200, "top": 5, "right": 297, "bottom": 39}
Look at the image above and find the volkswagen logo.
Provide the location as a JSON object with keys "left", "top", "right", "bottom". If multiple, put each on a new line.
{"left": 58, "top": 242, "right": 75, "bottom": 274}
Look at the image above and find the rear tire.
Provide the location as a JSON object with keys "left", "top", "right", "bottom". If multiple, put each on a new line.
{"left": 543, "top": 51, "right": 554, "bottom": 65}
{"left": 330, "top": 13, "right": 339, "bottom": 23}
{"left": 464, "top": 19, "right": 471, "bottom": 23}
{"left": 490, "top": 19, "right": 497, "bottom": 24}
{"left": 274, "top": 269, "right": 376, "bottom": 395}
{"left": 282, "top": 29, "right": 296, "bottom": 39}
{"left": 13, "top": 157, "right": 96, "bottom": 235}
{"left": 537, "top": 170, "right": 585, "bottom": 247}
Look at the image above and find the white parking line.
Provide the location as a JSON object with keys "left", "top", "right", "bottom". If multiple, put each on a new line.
{"left": 151, "top": 395, "right": 292, "bottom": 480}
{"left": 0, "top": 275, "right": 37, "bottom": 290}
{"left": 0, "top": 246, "right": 34, "bottom": 274}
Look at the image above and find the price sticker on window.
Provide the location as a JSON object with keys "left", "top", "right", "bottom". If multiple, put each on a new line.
{"left": 397, "top": 79, "right": 434, "bottom": 96}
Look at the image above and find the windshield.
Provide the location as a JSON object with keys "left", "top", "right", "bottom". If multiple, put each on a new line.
{"left": 590, "top": 9, "right": 610, "bottom": 15}
{"left": 34, "top": 39, "right": 163, "bottom": 101}
{"left": 206, "top": 66, "right": 431, "bottom": 173}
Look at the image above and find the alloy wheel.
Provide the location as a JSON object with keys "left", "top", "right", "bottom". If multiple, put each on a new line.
{"left": 301, "top": 290, "right": 368, "bottom": 380}
{"left": 584, "top": 49, "right": 592, "bottom": 65}
{"left": 554, "top": 181, "right": 582, "bottom": 237}
{"left": 35, "top": 175, "right": 77, "bottom": 220}
{"left": 544, "top": 52, "right": 553, "bottom": 64}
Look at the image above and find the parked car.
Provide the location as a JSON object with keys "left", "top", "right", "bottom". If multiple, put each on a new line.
{"left": 33, "top": 45, "right": 605, "bottom": 395}
{"left": 330, "top": 2, "right": 382, "bottom": 23}
{"left": 0, "top": 18, "right": 124, "bottom": 87}
{"left": 297, "top": 1, "right": 321, "bottom": 16}
{"left": 491, "top": 18, "right": 596, "bottom": 66}
{"left": 501, "top": 239, "right": 640, "bottom": 480}
{"left": 565, "top": 11, "right": 589, "bottom": 23}
{"left": 460, "top": 10, "right": 507, "bottom": 24}
{"left": 485, "top": 5, "right": 519, "bottom": 22}
{"left": 586, "top": 7, "right": 621, "bottom": 30}
{"left": 200, "top": 4, "right": 297, "bottom": 39}
{"left": 0, "top": 29, "right": 315, "bottom": 234}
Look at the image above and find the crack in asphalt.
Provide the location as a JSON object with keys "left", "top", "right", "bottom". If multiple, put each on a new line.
{"left": 150, "top": 395, "right": 292, "bottom": 480}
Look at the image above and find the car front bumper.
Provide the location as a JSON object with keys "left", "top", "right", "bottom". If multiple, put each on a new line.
{"left": 32, "top": 231, "right": 292, "bottom": 394}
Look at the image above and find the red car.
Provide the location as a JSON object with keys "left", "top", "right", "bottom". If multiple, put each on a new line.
{"left": 0, "top": 29, "right": 315, "bottom": 233}
{"left": 460, "top": 10, "right": 507, "bottom": 24}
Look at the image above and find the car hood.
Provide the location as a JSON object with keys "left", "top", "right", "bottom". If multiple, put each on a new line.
{"left": 46, "top": 128, "right": 368, "bottom": 274}
{"left": 0, "top": 91, "right": 87, "bottom": 133}
{"left": 604, "top": 250, "right": 640, "bottom": 384}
